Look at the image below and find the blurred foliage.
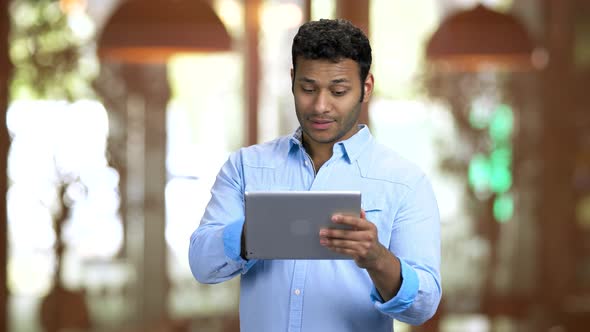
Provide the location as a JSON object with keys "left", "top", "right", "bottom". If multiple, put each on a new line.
{"left": 422, "top": 67, "right": 516, "bottom": 223}
{"left": 9, "top": 0, "right": 98, "bottom": 100}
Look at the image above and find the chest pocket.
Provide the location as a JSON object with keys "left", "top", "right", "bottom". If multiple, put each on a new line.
{"left": 361, "top": 197, "right": 391, "bottom": 246}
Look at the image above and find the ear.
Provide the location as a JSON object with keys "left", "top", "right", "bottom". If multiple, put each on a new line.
{"left": 362, "top": 73, "right": 374, "bottom": 103}
{"left": 290, "top": 68, "right": 295, "bottom": 92}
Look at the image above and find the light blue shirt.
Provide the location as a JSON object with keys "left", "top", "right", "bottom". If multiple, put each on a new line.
{"left": 189, "top": 125, "right": 441, "bottom": 332}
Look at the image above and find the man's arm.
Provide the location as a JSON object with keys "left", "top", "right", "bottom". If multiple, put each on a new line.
{"left": 320, "top": 175, "right": 441, "bottom": 324}
{"left": 188, "top": 152, "right": 257, "bottom": 284}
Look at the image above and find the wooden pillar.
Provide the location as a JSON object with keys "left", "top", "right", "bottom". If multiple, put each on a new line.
{"left": 336, "top": 0, "right": 370, "bottom": 126}
{"left": 336, "top": 0, "right": 370, "bottom": 35}
{"left": 537, "top": 0, "right": 576, "bottom": 328}
{"left": 0, "top": 0, "right": 10, "bottom": 331}
{"left": 95, "top": 62, "right": 169, "bottom": 325}
{"left": 245, "top": 0, "right": 261, "bottom": 146}
{"left": 303, "top": 0, "right": 311, "bottom": 22}
{"left": 121, "top": 64, "right": 169, "bottom": 324}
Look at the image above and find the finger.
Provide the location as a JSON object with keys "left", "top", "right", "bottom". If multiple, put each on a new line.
{"left": 320, "top": 237, "right": 366, "bottom": 251}
{"left": 331, "top": 214, "right": 366, "bottom": 229}
{"left": 333, "top": 214, "right": 376, "bottom": 232}
{"left": 320, "top": 228, "right": 373, "bottom": 242}
{"left": 321, "top": 239, "right": 375, "bottom": 260}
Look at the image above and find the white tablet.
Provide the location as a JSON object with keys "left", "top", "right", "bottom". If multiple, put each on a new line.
{"left": 244, "top": 191, "right": 361, "bottom": 259}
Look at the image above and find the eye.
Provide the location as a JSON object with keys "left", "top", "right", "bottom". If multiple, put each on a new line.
{"left": 332, "top": 90, "right": 347, "bottom": 96}
{"left": 301, "top": 86, "right": 315, "bottom": 93}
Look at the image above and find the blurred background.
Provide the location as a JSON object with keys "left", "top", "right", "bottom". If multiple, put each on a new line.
{"left": 0, "top": 0, "right": 588, "bottom": 331}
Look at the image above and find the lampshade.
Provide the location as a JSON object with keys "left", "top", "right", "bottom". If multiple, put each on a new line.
{"left": 426, "top": 4, "right": 536, "bottom": 71}
{"left": 98, "top": 0, "right": 232, "bottom": 63}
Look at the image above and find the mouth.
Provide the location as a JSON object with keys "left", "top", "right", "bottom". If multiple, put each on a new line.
{"left": 308, "top": 118, "right": 334, "bottom": 130}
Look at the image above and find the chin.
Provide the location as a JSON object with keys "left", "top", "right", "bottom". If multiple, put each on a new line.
{"left": 303, "top": 127, "right": 340, "bottom": 143}
{"left": 310, "top": 134, "right": 338, "bottom": 144}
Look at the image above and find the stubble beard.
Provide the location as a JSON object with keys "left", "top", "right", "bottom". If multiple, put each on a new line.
{"left": 298, "top": 103, "right": 362, "bottom": 145}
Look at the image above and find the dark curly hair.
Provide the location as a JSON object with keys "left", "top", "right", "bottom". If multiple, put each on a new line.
{"left": 291, "top": 19, "right": 372, "bottom": 99}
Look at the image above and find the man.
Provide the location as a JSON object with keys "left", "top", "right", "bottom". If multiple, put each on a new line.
{"left": 189, "top": 19, "right": 441, "bottom": 332}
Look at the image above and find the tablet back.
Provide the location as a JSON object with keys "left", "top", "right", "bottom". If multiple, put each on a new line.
{"left": 244, "top": 191, "right": 361, "bottom": 259}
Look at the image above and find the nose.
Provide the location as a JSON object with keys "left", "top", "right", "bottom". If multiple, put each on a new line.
{"left": 313, "top": 90, "right": 331, "bottom": 114}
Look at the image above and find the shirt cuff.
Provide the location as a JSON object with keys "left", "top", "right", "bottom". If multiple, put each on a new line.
{"left": 222, "top": 219, "right": 257, "bottom": 271}
{"left": 371, "top": 258, "right": 419, "bottom": 313}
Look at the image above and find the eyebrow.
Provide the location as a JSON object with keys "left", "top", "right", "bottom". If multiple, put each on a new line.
{"left": 297, "top": 77, "right": 351, "bottom": 84}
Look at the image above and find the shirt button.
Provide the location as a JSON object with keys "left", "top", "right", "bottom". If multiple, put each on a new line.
{"left": 294, "top": 289, "right": 301, "bottom": 295}
{"left": 304, "top": 160, "right": 308, "bottom": 166}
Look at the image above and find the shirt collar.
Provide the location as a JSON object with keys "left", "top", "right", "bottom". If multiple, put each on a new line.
{"left": 288, "top": 124, "right": 373, "bottom": 162}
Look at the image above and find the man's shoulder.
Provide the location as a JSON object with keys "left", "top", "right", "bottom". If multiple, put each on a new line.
{"left": 234, "top": 135, "right": 292, "bottom": 168}
{"left": 360, "top": 142, "right": 426, "bottom": 187}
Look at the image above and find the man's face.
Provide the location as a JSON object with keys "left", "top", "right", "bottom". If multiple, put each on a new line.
{"left": 291, "top": 58, "right": 373, "bottom": 149}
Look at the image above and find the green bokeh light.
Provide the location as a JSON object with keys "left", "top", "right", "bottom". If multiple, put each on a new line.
{"left": 494, "top": 193, "right": 514, "bottom": 223}
{"left": 489, "top": 165, "right": 512, "bottom": 193}
{"left": 489, "top": 104, "right": 514, "bottom": 143}
{"left": 490, "top": 147, "right": 512, "bottom": 167}
{"left": 468, "top": 154, "right": 490, "bottom": 192}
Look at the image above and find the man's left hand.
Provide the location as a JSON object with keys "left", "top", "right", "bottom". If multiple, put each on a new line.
{"left": 319, "top": 209, "right": 387, "bottom": 270}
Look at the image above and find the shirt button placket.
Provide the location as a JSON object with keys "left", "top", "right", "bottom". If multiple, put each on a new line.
{"left": 288, "top": 260, "right": 307, "bottom": 332}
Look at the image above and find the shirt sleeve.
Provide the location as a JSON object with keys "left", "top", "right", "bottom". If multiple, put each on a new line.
{"left": 371, "top": 175, "right": 442, "bottom": 325}
{"left": 188, "top": 151, "right": 258, "bottom": 284}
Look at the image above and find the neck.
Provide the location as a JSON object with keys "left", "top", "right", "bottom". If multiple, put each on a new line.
{"left": 302, "top": 138, "right": 334, "bottom": 172}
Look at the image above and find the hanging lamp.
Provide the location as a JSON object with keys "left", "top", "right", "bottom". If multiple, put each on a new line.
{"left": 426, "top": 4, "right": 539, "bottom": 71}
{"left": 98, "top": 0, "right": 232, "bottom": 63}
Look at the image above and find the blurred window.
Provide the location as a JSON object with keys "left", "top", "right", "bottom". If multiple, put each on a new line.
{"left": 6, "top": 100, "right": 121, "bottom": 331}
